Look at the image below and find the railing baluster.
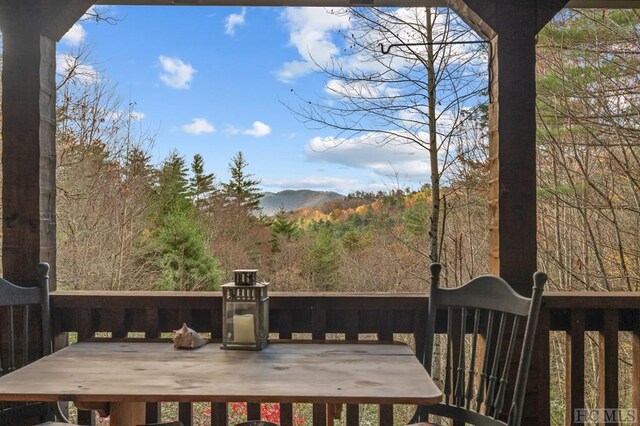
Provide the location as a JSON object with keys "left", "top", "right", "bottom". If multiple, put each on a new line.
{"left": 0, "top": 307, "right": 5, "bottom": 376}
{"left": 598, "top": 309, "right": 619, "bottom": 422}
{"left": 179, "top": 402, "right": 193, "bottom": 426}
{"left": 346, "top": 404, "right": 359, "bottom": 426}
{"left": 280, "top": 402, "right": 293, "bottom": 426}
{"left": 179, "top": 308, "right": 192, "bottom": 330}
{"left": 212, "top": 402, "right": 228, "bottom": 426}
{"left": 312, "top": 308, "right": 326, "bottom": 425}
{"left": 77, "top": 409, "right": 93, "bottom": 425}
{"left": 9, "top": 306, "right": 15, "bottom": 372}
{"left": 144, "top": 308, "right": 161, "bottom": 423}
{"left": 345, "top": 309, "right": 358, "bottom": 341}
{"left": 311, "top": 308, "right": 326, "bottom": 341}
{"left": 146, "top": 402, "right": 161, "bottom": 424}
{"left": 345, "top": 309, "right": 359, "bottom": 426}
{"left": 110, "top": 308, "right": 126, "bottom": 339}
{"left": 633, "top": 310, "right": 640, "bottom": 416}
{"left": 534, "top": 308, "right": 551, "bottom": 425}
{"left": 313, "top": 404, "right": 327, "bottom": 426}
{"left": 22, "top": 306, "right": 29, "bottom": 366}
{"left": 247, "top": 402, "right": 260, "bottom": 421}
{"left": 566, "top": 309, "right": 585, "bottom": 426}
{"left": 76, "top": 307, "right": 93, "bottom": 341}
{"left": 379, "top": 404, "right": 393, "bottom": 426}
{"left": 279, "top": 310, "right": 293, "bottom": 340}
{"left": 145, "top": 308, "right": 160, "bottom": 339}
{"left": 278, "top": 310, "right": 294, "bottom": 426}
{"left": 378, "top": 310, "right": 393, "bottom": 425}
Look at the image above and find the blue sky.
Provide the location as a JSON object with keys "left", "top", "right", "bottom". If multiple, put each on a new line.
{"left": 57, "top": 5, "right": 436, "bottom": 194}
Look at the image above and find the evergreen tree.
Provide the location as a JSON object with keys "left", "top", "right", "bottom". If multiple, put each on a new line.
{"left": 404, "top": 199, "right": 431, "bottom": 237}
{"left": 222, "top": 151, "right": 263, "bottom": 212}
{"left": 190, "top": 153, "right": 216, "bottom": 203}
{"left": 303, "top": 229, "right": 342, "bottom": 291}
{"left": 152, "top": 210, "right": 222, "bottom": 291}
{"left": 270, "top": 209, "right": 300, "bottom": 252}
{"left": 125, "top": 147, "right": 154, "bottom": 187}
{"left": 154, "top": 150, "right": 192, "bottom": 220}
{"left": 139, "top": 150, "right": 223, "bottom": 291}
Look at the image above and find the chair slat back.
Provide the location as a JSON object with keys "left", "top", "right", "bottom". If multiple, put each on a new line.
{"left": 412, "top": 263, "right": 546, "bottom": 426}
{"left": 0, "top": 263, "right": 52, "bottom": 422}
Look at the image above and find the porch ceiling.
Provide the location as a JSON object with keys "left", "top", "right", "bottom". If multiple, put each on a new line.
{"left": 97, "top": 0, "right": 640, "bottom": 7}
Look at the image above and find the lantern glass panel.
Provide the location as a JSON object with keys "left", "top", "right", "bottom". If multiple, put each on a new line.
{"left": 260, "top": 293, "right": 269, "bottom": 342}
{"left": 225, "top": 300, "right": 257, "bottom": 344}
{"left": 222, "top": 281, "right": 269, "bottom": 350}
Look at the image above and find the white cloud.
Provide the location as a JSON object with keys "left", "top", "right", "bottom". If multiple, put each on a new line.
{"left": 325, "top": 79, "right": 401, "bottom": 99}
{"left": 105, "top": 110, "right": 145, "bottom": 122}
{"left": 277, "top": 8, "right": 351, "bottom": 82}
{"left": 182, "top": 118, "right": 215, "bottom": 135}
{"left": 61, "top": 23, "right": 86, "bottom": 46}
{"left": 262, "top": 175, "right": 392, "bottom": 194}
{"left": 56, "top": 54, "right": 99, "bottom": 83}
{"left": 130, "top": 111, "right": 145, "bottom": 121}
{"left": 243, "top": 121, "right": 271, "bottom": 137}
{"left": 305, "top": 133, "right": 430, "bottom": 181}
{"left": 263, "top": 176, "right": 359, "bottom": 192}
{"left": 225, "top": 8, "right": 247, "bottom": 36}
{"left": 159, "top": 56, "right": 196, "bottom": 89}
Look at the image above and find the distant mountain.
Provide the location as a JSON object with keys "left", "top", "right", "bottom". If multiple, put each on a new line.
{"left": 260, "top": 190, "right": 344, "bottom": 215}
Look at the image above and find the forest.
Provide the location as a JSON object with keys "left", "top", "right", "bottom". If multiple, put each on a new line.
{"left": 43, "top": 9, "right": 640, "bottom": 298}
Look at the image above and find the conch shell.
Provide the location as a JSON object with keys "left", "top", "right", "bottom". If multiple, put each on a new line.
{"left": 172, "top": 323, "right": 208, "bottom": 349}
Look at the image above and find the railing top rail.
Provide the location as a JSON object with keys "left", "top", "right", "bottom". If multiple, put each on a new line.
{"left": 51, "top": 290, "right": 640, "bottom": 309}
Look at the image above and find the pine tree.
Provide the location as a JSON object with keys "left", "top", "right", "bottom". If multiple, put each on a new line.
{"left": 139, "top": 150, "right": 223, "bottom": 291}
{"left": 154, "top": 150, "right": 192, "bottom": 219}
{"left": 125, "top": 147, "right": 154, "bottom": 187}
{"left": 153, "top": 211, "right": 222, "bottom": 291}
{"left": 270, "top": 209, "right": 300, "bottom": 252}
{"left": 303, "top": 229, "right": 342, "bottom": 291}
{"left": 190, "top": 153, "right": 216, "bottom": 204}
{"left": 222, "top": 151, "right": 263, "bottom": 212}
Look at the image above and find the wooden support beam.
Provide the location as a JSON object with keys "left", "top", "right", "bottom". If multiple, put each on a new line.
{"left": 444, "top": 3, "right": 567, "bottom": 425}
{"left": 41, "top": 0, "right": 96, "bottom": 41}
{"left": 1, "top": 6, "right": 57, "bottom": 288}
{"left": 0, "top": 1, "right": 91, "bottom": 289}
{"left": 447, "top": 0, "right": 567, "bottom": 296}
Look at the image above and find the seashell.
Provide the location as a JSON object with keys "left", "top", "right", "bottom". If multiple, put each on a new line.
{"left": 172, "top": 323, "right": 208, "bottom": 349}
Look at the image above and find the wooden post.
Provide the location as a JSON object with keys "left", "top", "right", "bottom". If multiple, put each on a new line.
{"left": 0, "top": 0, "right": 93, "bottom": 289}
{"left": 566, "top": 310, "right": 585, "bottom": 425}
{"left": 0, "top": 2, "right": 57, "bottom": 288}
{"left": 444, "top": 2, "right": 567, "bottom": 424}
{"left": 447, "top": 0, "right": 567, "bottom": 296}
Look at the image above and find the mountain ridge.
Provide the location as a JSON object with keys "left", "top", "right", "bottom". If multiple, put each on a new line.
{"left": 261, "top": 189, "right": 344, "bottom": 215}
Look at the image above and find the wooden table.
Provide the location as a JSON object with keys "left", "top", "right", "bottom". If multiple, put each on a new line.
{"left": 0, "top": 341, "right": 442, "bottom": 425}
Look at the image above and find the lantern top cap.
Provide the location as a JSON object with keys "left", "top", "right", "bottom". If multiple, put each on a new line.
{"left": 222, "top": 281, "right": 269, "bottom": 288}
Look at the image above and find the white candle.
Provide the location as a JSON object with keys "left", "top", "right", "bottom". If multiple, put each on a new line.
{"left": 233, "top": 314, "right": 255, "bottom": 343}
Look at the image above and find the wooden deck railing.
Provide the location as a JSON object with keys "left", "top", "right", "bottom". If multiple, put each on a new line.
{"left": 50, "top": 291, "right": 640, "bottom": 426}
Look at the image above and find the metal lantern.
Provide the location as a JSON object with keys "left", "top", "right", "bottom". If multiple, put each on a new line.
{"left": 221, "top": 269, "right": 269, "bottom": 350}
